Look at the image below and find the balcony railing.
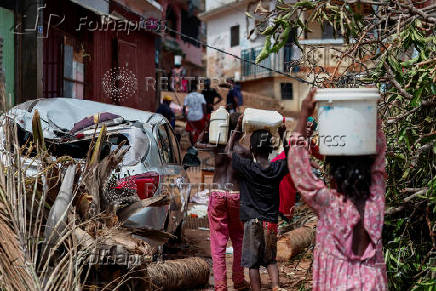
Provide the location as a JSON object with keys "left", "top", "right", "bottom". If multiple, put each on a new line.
{"left": 241, "top": 45, "right": 300, "bottom": 79}
{"left": 241, "top": 47, "right": 272, "bottom": 78}
{"left": 299, "top": 39, "right": 351, "bottom": 69}
{"left": 240, "top": 39, "right": 354, "bottom": 79}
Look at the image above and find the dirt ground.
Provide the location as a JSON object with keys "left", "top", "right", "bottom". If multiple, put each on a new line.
{"left": 174, "top": 146, "right": 313, "bottom": 291}
{"left": 178, "top": 228, "right": 313, "bottom": 291}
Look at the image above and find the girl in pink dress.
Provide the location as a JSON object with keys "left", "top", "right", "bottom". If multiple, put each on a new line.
{"left": 288, "top": 89, "right": 388, "bottom": 290}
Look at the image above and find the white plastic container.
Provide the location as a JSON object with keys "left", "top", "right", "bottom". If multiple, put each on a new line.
{"left": 209, "top": 106, "right": 229, "bottom": 145}
{"left": 314, "top": 88, "right": 380, "bottom": 156}
{"left": 242, "top": 108, "right": 284, "bottom": 134}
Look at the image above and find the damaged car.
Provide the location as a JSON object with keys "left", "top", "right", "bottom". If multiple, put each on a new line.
{"left": 0, "top": 98, "right": 192, "bottom": 245}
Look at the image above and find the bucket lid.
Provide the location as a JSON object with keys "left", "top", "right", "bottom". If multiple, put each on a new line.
{"left": 314, "top": 88, "right": 380, "bottom": 101}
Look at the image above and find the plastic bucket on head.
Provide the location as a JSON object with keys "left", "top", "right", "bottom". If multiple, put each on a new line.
{"left": 314, "top": 88, "right": 380, "bottom": 156}
{"left": 209, "top": 106, "right": 229, "bottom": 145}
{"left": 242, "top": 108, "right": 284, "bottom": 135}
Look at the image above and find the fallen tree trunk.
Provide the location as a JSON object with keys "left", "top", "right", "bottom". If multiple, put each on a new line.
{"left": 146, "top": 257, "right": 210, "bottom": 290}
{"left": 277, "top": 225, "right": 315, "bottom": 262}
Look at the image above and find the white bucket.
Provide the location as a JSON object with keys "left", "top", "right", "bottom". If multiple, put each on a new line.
{"left": 242, "top": 108, "right": 284, "bottom": 134}
{"left": 314, "top": 88, "right": 380, "bottom": 156}
{"left": 209, "top": 106, "right": 229, "bottom": 145}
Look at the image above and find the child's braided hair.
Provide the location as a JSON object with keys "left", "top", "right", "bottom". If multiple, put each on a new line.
{"left": 325, "top": 156, "right": 375, "bottom": 201}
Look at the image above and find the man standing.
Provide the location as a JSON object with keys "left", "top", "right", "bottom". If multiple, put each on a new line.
{"left": 183, "top": 83, "right": 207, "bottom": 145}
{"left": 156, "top": 95, "right": 176, "bottom": 128}
{"left": 196, "top": 113, "right": 250, "bottom": 291}
{"left": 202, "top": 78, "right": 222, "bottom": 118}
{"left": 226, "top": 78, "right": 243, "bottom": 113}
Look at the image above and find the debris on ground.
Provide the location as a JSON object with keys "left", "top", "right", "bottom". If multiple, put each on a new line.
{"left": 0, "top": 104, "right": 208, "bottom": 290}
{"left": 147, "top": 257, "right": 210, "bottom": 290}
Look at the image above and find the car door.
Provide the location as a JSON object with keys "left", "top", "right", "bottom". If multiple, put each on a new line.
{"left": 155, "top": 123, "right": 191, "bottom": 234}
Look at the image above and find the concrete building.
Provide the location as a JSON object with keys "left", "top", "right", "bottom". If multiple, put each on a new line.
{"left": 42, "top": 0, "right": 162, "bottom": 111}
{"left": 159, "top": 0, "right": 205, "bottom": 84}
{"left": 199, "top": 0, "right": 349, "bottom": 114}
{"left": 0, "top": 0, "right": 163, "bottom": 111}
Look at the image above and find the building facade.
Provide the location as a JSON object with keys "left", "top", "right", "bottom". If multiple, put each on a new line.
{"left": 0, "top": 0, "right": 163, "bottom": 111}
{"left": 42, "top": 0, "right": 162, "bottom": 111}
{"left": 199, "top": 0, "right": 348, "bottom": 114}
{"left": 159, "top": 0, "right": 205, "bottom": 86}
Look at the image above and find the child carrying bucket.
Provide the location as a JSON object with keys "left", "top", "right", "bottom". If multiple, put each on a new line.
{"left": 288, "top": 89, "right": 388, "bottom": 290}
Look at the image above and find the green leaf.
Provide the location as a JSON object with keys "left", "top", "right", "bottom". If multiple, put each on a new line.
{"left": 272, "top": 25, "right": 291, "bottom": 53}
{"left": 400, "top": 56, "right": 419, "bottom": 67}
{"left": 431, "top": 83, "right": 436, "bottom": 95}
{"left": 261, "top": 23, "right": 279, "bottom": 35}
{"left": 410, "top": 88, "right": 422, "bottom": 107}
{"left": 388, "top": 55, "right": 402, "bottom": 75}
{"left": 401, "top": 167, "right": 410, "bottom": 180}
{"left": 294, "top": 0, "right": 315, "bottom": 9}
{"left": 255, "top": 35, "right": 272, "bottom": 64}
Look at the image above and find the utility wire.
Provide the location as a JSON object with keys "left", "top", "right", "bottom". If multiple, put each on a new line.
{"left": 164, "top": 26, "right": 312, "bottom": 85}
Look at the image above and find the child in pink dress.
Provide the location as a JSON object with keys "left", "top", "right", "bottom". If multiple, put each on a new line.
{"left": 288, "top": 89, "right": 388, "bottom": 290}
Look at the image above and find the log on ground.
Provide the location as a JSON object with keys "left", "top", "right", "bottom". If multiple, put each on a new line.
{"left": 277, "top": 225, "right": 315, "bottom": 262}
{"left": 146, "top": 257, "right": 210, "bottom": 290}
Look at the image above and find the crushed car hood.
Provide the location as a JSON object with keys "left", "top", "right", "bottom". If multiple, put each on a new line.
{"left": 5, "top": 98, "right": 165, "bottom": 140}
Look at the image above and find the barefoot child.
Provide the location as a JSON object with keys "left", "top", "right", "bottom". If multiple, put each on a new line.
{"left": 196, "top": 113, "right": 250, "bottom": 291}
{"left": 288, "top": 89, "right": 388, "bottom": 290}
{"left": 227, "top": 115, "right": 289, "bottom": 291}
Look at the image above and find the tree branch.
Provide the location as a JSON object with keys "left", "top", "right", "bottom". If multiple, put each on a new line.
{"left": 387, "top": 99, "right": 436, "bottom": 124}
{"left": 399, "top": 1, "right": 436, "bottom": 24}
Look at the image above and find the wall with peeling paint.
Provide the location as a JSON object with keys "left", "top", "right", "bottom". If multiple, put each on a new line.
{"left": 204, "top": 1, "right": 266, "bottom": 80}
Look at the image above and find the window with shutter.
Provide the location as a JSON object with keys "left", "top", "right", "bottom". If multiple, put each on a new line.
{"left": 281, "top": 83, "right": 293, "bottom": 100}
{"left": 230, "top": 25, "right": 239, "bottom": 47}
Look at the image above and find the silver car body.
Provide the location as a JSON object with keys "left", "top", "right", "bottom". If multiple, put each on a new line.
{"left": 1, "top": 98, "right": 191, "bottom": 236}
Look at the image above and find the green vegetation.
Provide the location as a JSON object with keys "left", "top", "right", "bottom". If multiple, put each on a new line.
{"left": 256, "top": 1, "right": 436, "bottom": 289}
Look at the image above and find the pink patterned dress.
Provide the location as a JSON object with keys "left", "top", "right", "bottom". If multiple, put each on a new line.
{"left": 288, "top": 120, "right": 388, "bottom": 291}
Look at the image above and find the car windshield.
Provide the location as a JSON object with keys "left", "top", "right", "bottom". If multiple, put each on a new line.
{"left": 111, "top": 127, "right": 150, "bottom": 166}
{"left": 13, "top": 124, "right": 149, "bottom": 166}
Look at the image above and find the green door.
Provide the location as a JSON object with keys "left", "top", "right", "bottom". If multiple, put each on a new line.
{"left": 0, "top": 7, "right": 14, "bottom": 106}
